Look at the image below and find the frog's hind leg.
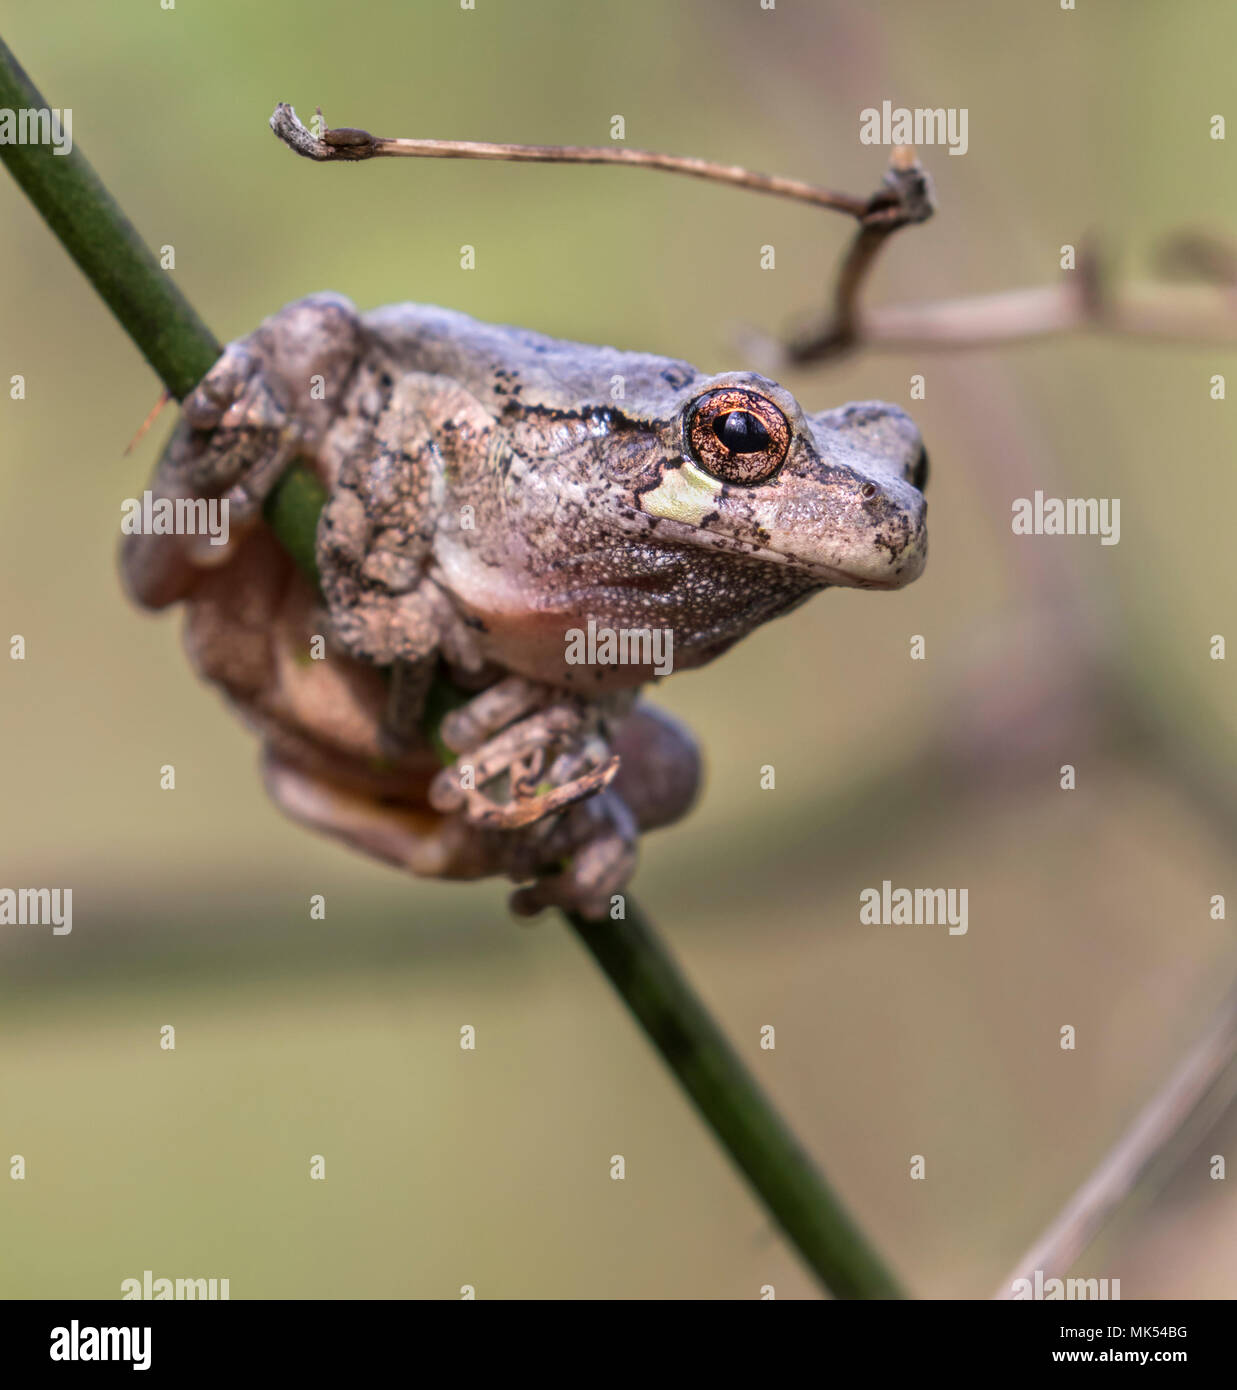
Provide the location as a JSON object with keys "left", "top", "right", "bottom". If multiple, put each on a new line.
{"left": 261, "top": 748, "right": 635, "bottom": 919}
{"left": 379, "top": 655, "right": 438, "bottom": 755}
{"left": 261, "top": 751, "right": 495, "bottom": 881}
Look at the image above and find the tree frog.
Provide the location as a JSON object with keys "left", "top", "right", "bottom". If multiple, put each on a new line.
{"left": 123, "top": 294, "right": 927, "bottom": 916}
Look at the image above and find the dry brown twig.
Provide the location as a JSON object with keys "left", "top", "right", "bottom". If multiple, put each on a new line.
{"left": 269, "top": 101, "right": 935, "bottom": 361}
{"left": 270, "top": 102, "right": 1237, "bottom": 362}
{"left": 996, "top": 982, "right": 1237, "bottom": 1297}
{"left": 269, "top": 100, "right": 881, "bottom": 213}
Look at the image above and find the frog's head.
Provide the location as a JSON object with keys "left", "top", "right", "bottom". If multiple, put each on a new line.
{"left": 635, "top": 372, "right": 927, "bottom": 590}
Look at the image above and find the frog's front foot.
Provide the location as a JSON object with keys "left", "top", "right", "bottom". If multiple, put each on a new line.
{"left": 177, "top": 344, "right": 305, "bottom": 536}
{"left": 122, "top": 293, "right": 363, "bottom": 611}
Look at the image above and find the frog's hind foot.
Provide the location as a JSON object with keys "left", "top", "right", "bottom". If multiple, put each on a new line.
{"left": 427, "top": 700, "right": 620, "bottom": 829}
{"left": 458, "top": 754, "right": 620, "bottom": 831}
{"left": 507, "top": 790, "right": 639, "bottom": 919}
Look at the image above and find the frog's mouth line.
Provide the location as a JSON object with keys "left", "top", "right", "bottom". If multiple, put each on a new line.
{"left": 614, "top": 504, "right": 923, "bottom": 591}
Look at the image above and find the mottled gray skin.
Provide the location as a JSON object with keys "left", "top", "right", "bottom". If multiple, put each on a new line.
{"left": 123, "top": 294, "right": 927, "bottom": 915}
{"left": 318, "top": 300, "right": 927, "bottom": 690}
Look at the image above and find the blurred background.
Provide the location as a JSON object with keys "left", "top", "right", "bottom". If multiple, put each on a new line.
{"left": 2, "top": 0, "right": 1235, "bottom": 1298}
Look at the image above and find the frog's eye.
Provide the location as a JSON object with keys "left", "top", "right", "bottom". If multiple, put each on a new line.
{"left": 685, "top": 388, "right": 791, "bottom": 485}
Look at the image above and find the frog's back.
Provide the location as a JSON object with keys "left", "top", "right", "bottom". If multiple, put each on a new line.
{"left": 362, "top": 302, "right": 702, "bottom": 416}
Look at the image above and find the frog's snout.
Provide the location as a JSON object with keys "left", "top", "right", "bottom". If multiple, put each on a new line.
{"left": 814, "top": 400, "right": 926, "bottom": 493}
{"left": 868, "top": 475, "right": 928, "bottom": 588}
{"left": 792, "top": 400, "right": 929, "bottom": 589}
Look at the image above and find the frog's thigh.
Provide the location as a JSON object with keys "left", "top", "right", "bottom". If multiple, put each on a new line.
{"left": 261, "top": 752, "right": 496, "bottom": 882}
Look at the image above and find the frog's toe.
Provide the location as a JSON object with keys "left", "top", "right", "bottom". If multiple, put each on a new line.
{"left": 183, "top": 368, "right": 298, "bottom": 501}
{"left": 432, "top": 752, "right": 619, "bottom": 830}
{"left": 508, "top": 790, "right": 638, "bottom": 918}
{"left": 181, "top": 343, "right": 260, "bottom": 432}
{"left": 438, "top": 675, "right": 549, "bottom": 753}
{"left": 426, "top": 705, "right": 588, "bottom": 813}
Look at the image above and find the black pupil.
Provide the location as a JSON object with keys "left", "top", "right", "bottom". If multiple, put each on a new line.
{"left": 713, "top": 411, "right": 769, "bottom": 454}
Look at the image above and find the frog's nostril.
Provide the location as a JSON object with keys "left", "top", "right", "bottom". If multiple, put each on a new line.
{"left": 911, "top": 444, "right": 929, "bottom": 493}
{"left": 859, "top": 482, "right": 878, "bottom": 502}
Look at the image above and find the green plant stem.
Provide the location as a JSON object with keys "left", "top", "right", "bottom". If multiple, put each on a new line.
{"left": 0, "top": 35, "right": 904, "bottom": 1299}
{"left": 569, "top": 905, "right": 903, "bottom": 1297}
{"left": 0, "top": 37, "right": 318, "bottom": 565}
{"left": 0, "top": 43, "right": 217, "bottom": 400}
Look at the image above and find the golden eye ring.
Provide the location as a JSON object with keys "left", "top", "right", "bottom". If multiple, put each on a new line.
{"left": 684, "top": 388, "right": 791, "bottom": 485}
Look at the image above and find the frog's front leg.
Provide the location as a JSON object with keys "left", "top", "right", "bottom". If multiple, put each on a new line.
{"left": 122, "top": 292, "right": 363, "bottom": 610}
{"left": 316, "top": 379, "right": 438, "bottom": 666}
